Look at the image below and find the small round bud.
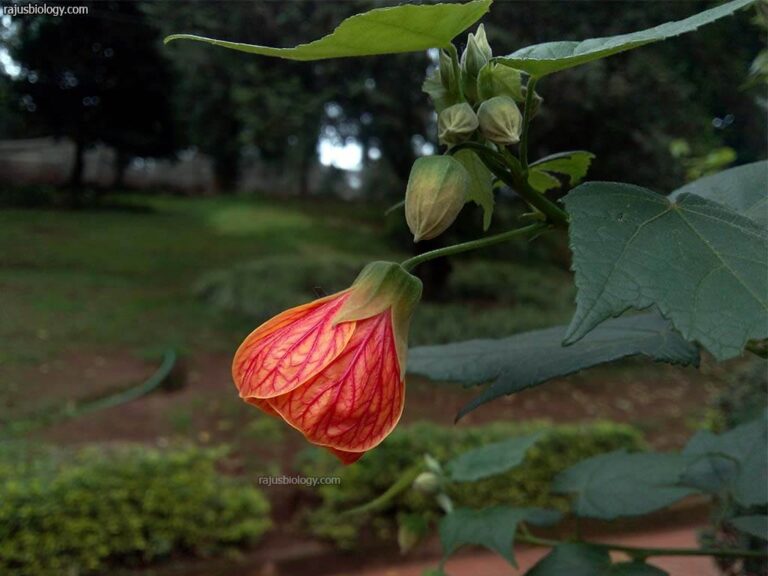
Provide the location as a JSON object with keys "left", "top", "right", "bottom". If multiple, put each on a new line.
{"left": 477, "top": 96, "right": 522, "bottom": 145}
{"left": 438, "top": 102, "right": 478, "bottom": 146}
{"left": 397, "top": 522, "right": 421, "bottom": 554}
{"left": 405, "top": 155, "right": 468, "bottom": 242}
{"left": 412, "top": 471, "right": 441, "bottom": 494}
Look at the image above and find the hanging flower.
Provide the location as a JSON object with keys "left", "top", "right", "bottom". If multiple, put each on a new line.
{"left": 232, "top": 262, "right": 422, "bottom": 464}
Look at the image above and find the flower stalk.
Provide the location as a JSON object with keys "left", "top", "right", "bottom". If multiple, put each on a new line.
{"left": 400, "top": 222, "right": 546, "bottom": 271}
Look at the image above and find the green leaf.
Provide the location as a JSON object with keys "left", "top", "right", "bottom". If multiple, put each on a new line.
{"left": 528, "top": 169, "right": 562, "bottom": 193}
{"left": 730, "top": 516, "right": 768, "bottom": 540}
{"left": 553, "top": 451, "right": 698, "bottom": 519}
{"left": 408, "top": 313, "right": 699, "bottom": 419}
{"left": 477, "top": 61, "right": 524, "bottom": 102}
{"left": 498, "top": 0, "right": 754, "bottom": 77}
{"left": 446, "top": 432, "right": 544, "bottom": 482}
{"left": 526, "top": 548, "right": 669, "bottom": 576}
{"left": 530, "top": 151, "right": 596, "bottom": 187}
{"left": 610, "top": 562, "right": 669, "bottom": 576}
{"left": 165, "top": 0, "right": 492, "bottom": 60}
{"left": 683, "top": 416, "right": 768, "bottom": 506}
{"left": 670, "top": 161, "right": 768, "bottom": 227}
{"left": 423, "top": 67, "right": 461, "bottom": 113}
{"left": 563, "top": 183, "right": 768, "bottom": 360}
{"left": 525, "top": 544, "right": 611, "bottom": 576}
{"left": 455, "top": 149, "right": 494, "bottom": 229}
{"left": 440, "top": 506, "right": 559, "bottom": 567}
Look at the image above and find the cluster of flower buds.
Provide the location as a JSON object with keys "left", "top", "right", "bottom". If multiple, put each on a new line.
{"left": 436, "top": 24, "right": 526, "bottom": 146}
{"left": 404, "top": 24, "right": 536, "bottom": 243}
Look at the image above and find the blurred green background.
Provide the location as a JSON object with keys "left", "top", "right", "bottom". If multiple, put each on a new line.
{"left": 0, "top": 1, "right": 765, "bottom": 575}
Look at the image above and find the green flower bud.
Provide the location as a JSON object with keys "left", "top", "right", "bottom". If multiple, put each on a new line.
{"left": 437, "top": 102, "right": 478, "bottom": 146}
{"left": 438, "top": 49, "right": 457, "bottom": 92}
{"left": 405, "top": 155, "right": 468, "bottom": 242}
{"left": 461, "top": 24, "right": 492, "bottom": 79}
{"left": 460, "top": 24, "right": 492, "bottom": 102}
{"left": 412, "top": 471, "right": 441, "bottom": 494}
{"left": 477, "top": 62, "right": 524, "bottom": 102}
{"left": 397, "top": 523, "right": 420, "bottom": 554}
{"left": 477, "top": 95, "right": 522, "bottom": 145}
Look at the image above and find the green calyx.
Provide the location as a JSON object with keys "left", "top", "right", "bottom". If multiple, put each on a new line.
{"left": 336, "top": 261, "right": 423, "bottom": 376}
{"left": 478, "top": 95, "right": 523, "bottom": 145}
{"left": 438, "top": 102, "right": 479, "bottom": 146}
{"left": 405, "top": 155, "right": 469, "bottom": 242}
{"left": 439, "top": 49, "right": 458, "bottom": 93}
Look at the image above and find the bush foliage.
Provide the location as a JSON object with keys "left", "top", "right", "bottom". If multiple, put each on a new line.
{"left": 296, "top": 420, "right": 644, "bottom": 548}
{"left": 0, "top": 443, "right": 271, "bottom": 576}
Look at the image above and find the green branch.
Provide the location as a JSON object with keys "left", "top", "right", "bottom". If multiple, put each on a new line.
{"left": 450, "top": 141, "right": 569, "bottom": 227}
{"left": 341, "top": 464, "right": 422, "bottom": 516}
{"left": 400, "top": 222, "right": 547, "bottom": 271}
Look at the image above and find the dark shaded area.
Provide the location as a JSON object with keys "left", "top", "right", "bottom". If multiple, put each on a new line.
{"left": 0, "top": 0, "right": 764, "bottom": 202}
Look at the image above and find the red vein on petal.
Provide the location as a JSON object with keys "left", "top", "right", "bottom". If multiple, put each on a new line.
{"left": 233, "top": 292, "right": 355, "bottom": 399}
{"left": 270, "top": 311, "right": 404, "bottom": 453}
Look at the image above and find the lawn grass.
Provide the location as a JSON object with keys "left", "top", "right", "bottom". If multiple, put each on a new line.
{"left": 0, "top": 195, "right": 395, "bottom": 366}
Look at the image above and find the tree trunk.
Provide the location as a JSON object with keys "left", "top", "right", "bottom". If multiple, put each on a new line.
{"left": 67, "top": 137, "right": 86, "bottom": 208}
{"left": 298, "top": 139, "right": 312, "bottom": 196}
{"left": 112, "top": 149, "right": 130, "bottom": 190}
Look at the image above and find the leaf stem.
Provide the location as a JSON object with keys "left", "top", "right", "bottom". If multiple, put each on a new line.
{"left": 519, "top": 76, "right": 538, "bottom": 171}
{"left": 516, "top": 532, "right": 768, "bottom": 560}
{"left": 400, "top": 222, "right": 546, "bottom": 272}
{"left": 745, "top": 338, "right": 768, "bottom": 359}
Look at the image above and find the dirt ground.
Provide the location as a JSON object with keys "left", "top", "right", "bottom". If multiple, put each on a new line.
{"left": 26, "top": 347, "right": 720, "bottom": 453}
{"left": 352, "top": 526, "right": 719, "bottom": 576}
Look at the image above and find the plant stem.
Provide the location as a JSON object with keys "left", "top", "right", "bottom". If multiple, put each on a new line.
{"left": 746, "top": 338, "right": 768, "bottom": 358}
{"left": 400, "top": 222, "right": 546, "bottom": 271}
{"left": 450, "top": 142, "right": 569, "bottom": 228}
{"left": 517, "top": 532, "right": 768, "bottom": 561}
{"left": 341, "top": 464, "right": 422, "bottom": 516}
{"left": 519, "top": 76, "right": 538, "bottom": 171}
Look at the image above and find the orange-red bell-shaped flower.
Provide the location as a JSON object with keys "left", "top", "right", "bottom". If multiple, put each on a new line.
{"left": 232, "top": 262, "right": 422, "bottom": 464}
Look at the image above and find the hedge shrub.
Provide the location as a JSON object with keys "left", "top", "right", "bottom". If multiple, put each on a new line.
{"left": 296, "top": 420, "right": 645, "bottom": 548}
{"left": 0, "top": 444, "right": 271, "bottom": 576}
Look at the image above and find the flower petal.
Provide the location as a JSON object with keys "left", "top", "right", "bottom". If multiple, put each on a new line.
{"left": 326, "top": 447, "right": 365, "bottom": 465}
{"left": 270, "top": 311, "right": 404, "bottom": 453}
{"left": 243, "top": 396, "right": 279, "bottom": 417}
{"left": 233, "top": 292, "right": 355, "bottom": 399}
